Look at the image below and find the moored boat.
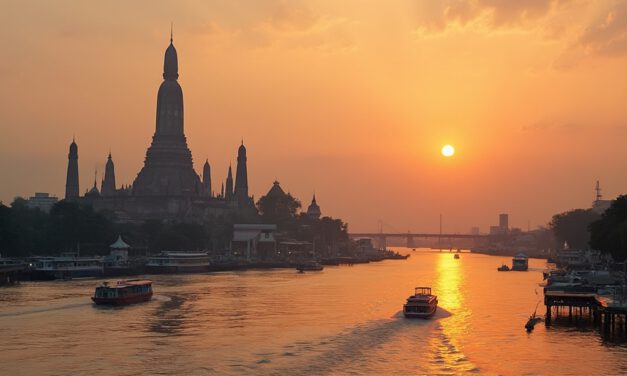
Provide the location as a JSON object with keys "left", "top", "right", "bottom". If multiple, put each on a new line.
{"left": 145, "top": 252, "right": 210, "bottom": 274}
{"left": 454, "top": 254, "right": 460, "bottom": 259}
{"left": 497, "top": 264, "right": 510, "bottom": 271}
{"left": 296, "top": 261, "right": 324, "bottom": 272}
{"left": 403, "top": 286, "right": 438, "bottom": 318}
{"left": 30, "top": 255, "right": 103, "bottom": 280}
{"left": 92, "top": 279, "right": 153, "bottom": 305}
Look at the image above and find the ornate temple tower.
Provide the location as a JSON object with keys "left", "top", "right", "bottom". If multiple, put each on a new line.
{"left": 65, "top": 139, "right": 79, "bottom": 200}
{"left": 101, "top": 153, "right": 116, "bottom": 196}
{"left": 306, "top": 194, "right": 321, "bottom": 219}
{"left": 132, "top": 34, "right": 201, "bottom": 196}
{"left": 225, "top": 164, "right": 234, "bottom": 201}
{"left": 234, "top": 142, "right": 249, "bottom": 201}
{"left": 202, "top": 159, "right": 211, "bottom": 197}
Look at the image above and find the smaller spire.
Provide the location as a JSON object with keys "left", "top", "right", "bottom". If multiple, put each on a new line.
{"left": 170, "top": 22, "right": 173, "bottom": 44}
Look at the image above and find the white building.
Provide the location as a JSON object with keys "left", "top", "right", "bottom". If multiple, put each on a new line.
{"left": 26, "top": 192, "right": 59, "bottom": 213}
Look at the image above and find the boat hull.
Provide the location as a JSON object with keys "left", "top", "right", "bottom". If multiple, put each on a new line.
{"left": 144, "top": 265, "right": 209, "bottom": 274}
{"left": 403, "top": 305, "right": 437, "bottom": 319}
{"left": 91, "top": 292, "right": 153, "bottom": 306}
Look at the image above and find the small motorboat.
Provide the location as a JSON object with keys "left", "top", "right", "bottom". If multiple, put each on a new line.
{"left": 454, "top": 254, "right": 460, "bottom": 259}
{"left": 92, "top": 279, "right": 153, "bottom": 306}
{"left": 525, "top": 303, "right": 543, "bottom": 332}
{"left": 497, "top": 264, "right": 510, "bottom": 271}
{"left": 403, "top": 287, "right": 438, "bottom": 318}
{"left": 296, "top": 261, "right": 324, "bottom": 272}
{"left": 525, "top": 313, "right": 543, "bottom": 332}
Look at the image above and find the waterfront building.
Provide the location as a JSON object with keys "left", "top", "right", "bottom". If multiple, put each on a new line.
{"left": 231, "top": 224, "right": 277, "bottom": 260}
{"left": 26, "top": 192, "right": 59, "bottom": 213}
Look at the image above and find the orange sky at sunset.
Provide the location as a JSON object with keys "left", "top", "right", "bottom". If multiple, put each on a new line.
{"left": 2, "top": 0, "right": 627, "bottom": 233}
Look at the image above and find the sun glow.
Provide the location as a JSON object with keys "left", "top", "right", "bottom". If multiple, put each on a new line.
{"left": 441, "top": 145, "right": 455, "bottom": 157}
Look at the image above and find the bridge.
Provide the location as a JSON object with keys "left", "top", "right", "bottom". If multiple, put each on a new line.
{"left": 348, "top": 232, "right": 491, "bottom": 249}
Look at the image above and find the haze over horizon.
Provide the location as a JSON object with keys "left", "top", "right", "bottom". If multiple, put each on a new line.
{"left": 2, "top": 0, "right": 627, "bottom": 233}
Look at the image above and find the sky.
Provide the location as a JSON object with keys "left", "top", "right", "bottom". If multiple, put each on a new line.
{"left": 2, "top": 0, "right": 627, "bottom": 233}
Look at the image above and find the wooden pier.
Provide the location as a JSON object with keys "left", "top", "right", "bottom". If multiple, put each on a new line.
{"left": 545, "top": 290, "right": 627, "bottom": 340}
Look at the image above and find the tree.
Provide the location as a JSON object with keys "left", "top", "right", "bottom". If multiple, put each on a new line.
{"left": 589, "top": 195, "right": 627, "bottom": 261}
{"left": 549, "top": 208, "right": 600, "bottom": 250}
{"left": 256, "top": 191, "right": 301, "bottom": 229}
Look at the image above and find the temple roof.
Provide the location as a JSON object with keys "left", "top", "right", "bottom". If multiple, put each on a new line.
{"left": 110, "top": 235, "right": 130, "bottom": 249}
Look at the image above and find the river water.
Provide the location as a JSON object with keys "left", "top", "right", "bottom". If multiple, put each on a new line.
{"left": 1, "top": 249, "right": 625, "bottom": 375}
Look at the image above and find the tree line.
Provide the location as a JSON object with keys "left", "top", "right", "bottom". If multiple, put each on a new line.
{"left": 550, "top": 195, "right": 627, "bottom": 261}
{"left": 0, "top": 190, "right": 349, "bottom": 258}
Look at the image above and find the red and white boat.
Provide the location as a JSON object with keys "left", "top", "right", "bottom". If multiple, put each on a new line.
{"left": 91, "top": 279, "right": 153, "bottom": 306}
{"left": 403, "top": 286, "right": 438, "bottom": 318}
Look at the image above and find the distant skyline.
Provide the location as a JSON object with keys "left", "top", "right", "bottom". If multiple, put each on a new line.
{"left": 2, "top": 0, "right": 627, "bottom": 232}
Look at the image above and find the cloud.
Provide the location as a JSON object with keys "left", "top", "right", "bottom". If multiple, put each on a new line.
{"left": 577, "top": 2, "right": 627, "bottom": 56}
{"left": 414, "top": 0, "right": 567, "bottom": 33}
{"left": 194, "top": 1, "right": 355, "bottom": 53}
{"left": 554, "top": 1, "right": 627, "bottom": 68}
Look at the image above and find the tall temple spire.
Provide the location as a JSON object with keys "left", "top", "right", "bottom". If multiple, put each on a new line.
{"left": 202, "top": 159, "right": 212, "bottom": 197}
{"left": 225, "top": 164, "right": 234, "bottom": 201}
{"left": 234, "top": 142, "right": 248, "bottom": 199}
{"left": 101, "top": 152, "right": 116, "bottom": 196}
{"left": 65, "top": 139, "right": 79, "bottom": 200}
{"left": 132, "top": 33, "right": 201, "bottom": 196}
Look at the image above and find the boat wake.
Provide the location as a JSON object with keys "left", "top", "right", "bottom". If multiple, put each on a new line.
{"left": 0, "top": 302, "right": 91, "bottom": 318}
{"left": 241, "top": 308, "right": 463, "bottom": 375}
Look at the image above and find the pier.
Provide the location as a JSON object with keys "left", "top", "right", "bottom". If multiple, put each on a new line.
{"left": 545, "top": 290, "right": 627, "bottom": 339}
{"left": 0, "top": 262, "right": 28, "bottom": 286}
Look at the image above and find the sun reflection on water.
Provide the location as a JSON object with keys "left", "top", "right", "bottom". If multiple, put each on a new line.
{"left": 435, "top": 253, "right": 463, "bottom": 311}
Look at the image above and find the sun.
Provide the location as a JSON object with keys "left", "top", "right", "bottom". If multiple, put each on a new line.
{"left": 441, "top": 144, "right": 455, "bottom": 157}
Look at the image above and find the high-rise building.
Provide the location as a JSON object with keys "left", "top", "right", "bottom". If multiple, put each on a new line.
{"left": 499, "top": 214, "right": 509, "bottom": 233}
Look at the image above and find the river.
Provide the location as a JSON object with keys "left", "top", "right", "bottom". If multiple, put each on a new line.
{"left": 1, "top": 249, "right": 625, "bottom": 375}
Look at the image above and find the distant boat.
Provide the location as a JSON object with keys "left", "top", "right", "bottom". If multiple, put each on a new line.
{"left": 454, "top": 254, "right": 460, "bottom": 259}
{"left": 497, "top": 264, "right": 510, "bottom": 272}
{"left": 403, "top": 287, "right": 438, "bottom": 319}
{"left": 296, "top": 261, "right": 324, "bottom": 272}
{"left": 512, "top": 253, "right": 529, "bottom": 271}
{"left": 92, "top": 279, "right": 153, "bottom": 306}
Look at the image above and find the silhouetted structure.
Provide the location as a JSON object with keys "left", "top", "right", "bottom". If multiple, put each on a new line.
{"left": 132, "top": 35, "right": 201, "bottom": 197}
{"left": 101, "top": 153, "right": 116, "bottom": 196}
{"left": 225, "top": 164, "right": 234, "bottom": 201}
{"left": 202, "top": 159, "right": 211, "bottom": 197}
{"left": 66, "top": 34, "right": 258, "bottom": 222}
{"left": 306, "top": 194, "right": 321, "bottom": 219}
{"left": 65, "top": 139, "right": 79, "bottom": 200}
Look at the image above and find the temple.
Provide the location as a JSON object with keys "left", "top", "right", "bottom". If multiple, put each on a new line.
{"left": 69, "top": 35, "right": 257, "bottom": 222}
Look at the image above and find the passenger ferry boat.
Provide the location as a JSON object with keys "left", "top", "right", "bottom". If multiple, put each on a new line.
{"left": 30, "top": 255, "right": 103, "bottom": 280}
{"left": 296, "top": 261, "right": 324, "bottom": 272}
{"left": 145, "top": 252, "right": 210, "bottom": 274}
{"left": 512, "top": 253, "right": 529, "bottom": 271}
{"left": 403, "top": 287, "right": 438, "bottom": 318}
{"left": 92, "top": 279, "right": 153, "bottom": 306}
